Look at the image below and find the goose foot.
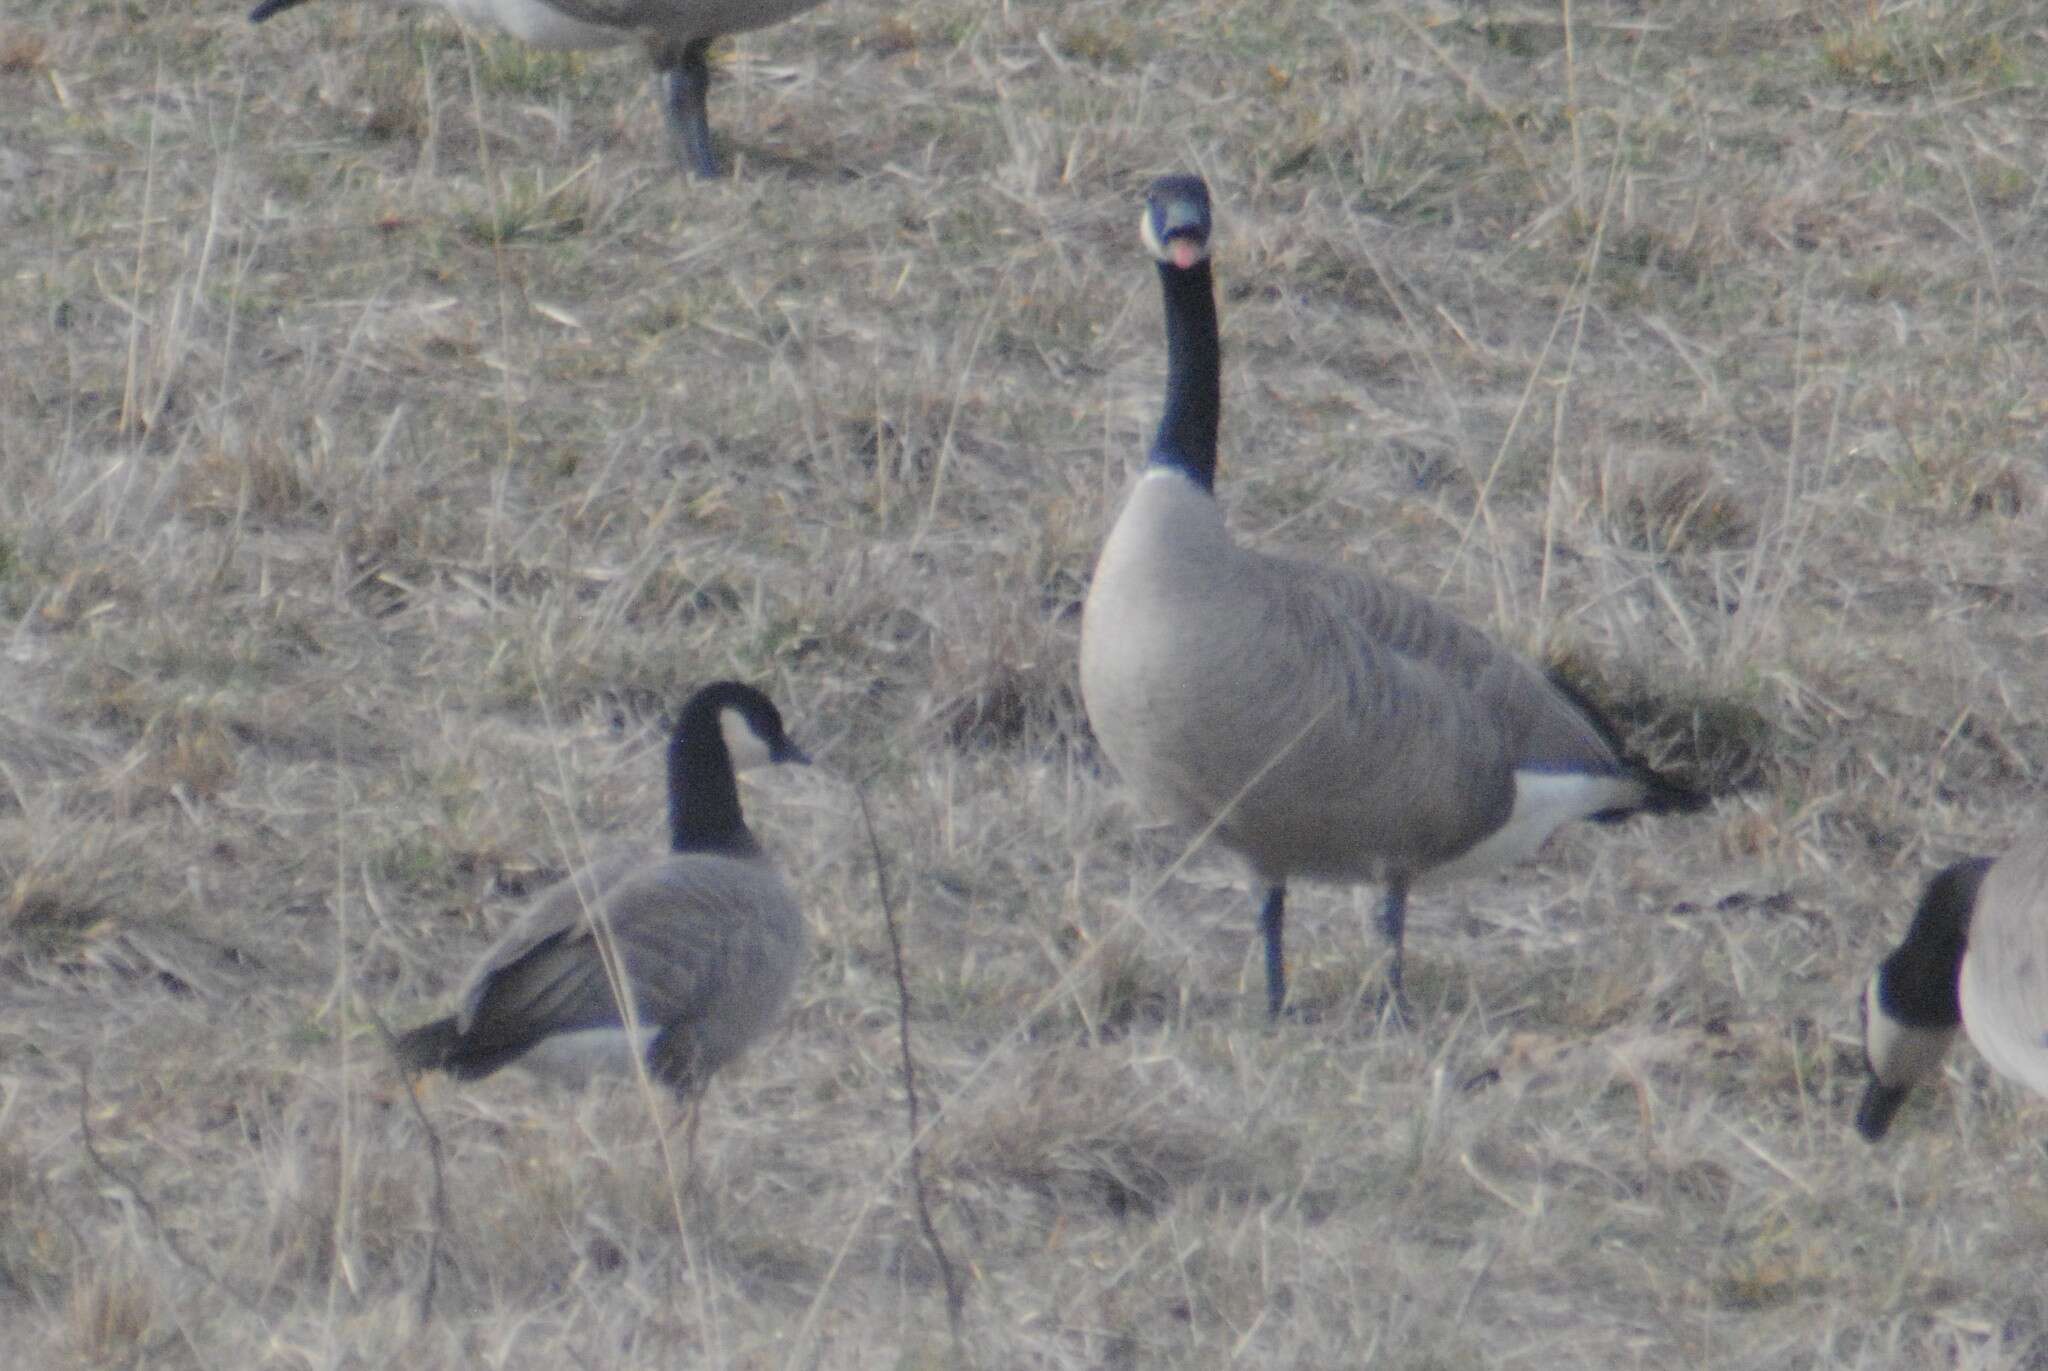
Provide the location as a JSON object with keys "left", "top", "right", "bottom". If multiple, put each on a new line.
{"left": 1368, "top": 975, "right": 1413, "bottom": 1032}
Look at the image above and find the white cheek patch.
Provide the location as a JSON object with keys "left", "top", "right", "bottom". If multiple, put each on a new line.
{"left": 720, "top": 707, "right": 776, "bottom": 772}
{"left": 1139, "top": 204, "right": 1164, "bottom": 259}
{"left": 1863, "top": 973, "right": 1958, "bottom": 1089}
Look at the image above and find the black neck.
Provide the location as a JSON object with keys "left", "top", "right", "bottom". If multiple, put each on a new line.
{"left": 667, "top": 721, "right": 759, "bottom": 856}
{"left": 1879, "top": 856, "right": 1989, "bottom": 1027}
{"left": 1148, "top": 259, "right": 1219, "bottom": 491}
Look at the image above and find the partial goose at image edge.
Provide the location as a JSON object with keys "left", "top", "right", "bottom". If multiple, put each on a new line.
{"left": 246, "top": 0, "right": 834, "bottom": 179}
{"left": 1857, "top": 841, "right": 2048, "bottom": 1142}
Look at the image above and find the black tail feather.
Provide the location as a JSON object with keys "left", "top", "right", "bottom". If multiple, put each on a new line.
{"left": 393, "top": 1016, "right": 462, "bottom": 1075}
{"left": 1582, "top": 762, "right": 1710, "bottom": 824}
{"left": 248, "top": 0, "right": 314, "bottom": 23}
{"left": 1630, "top": 764, "right": 1710, "bottom": 816}
{"left": 1542, "top": 668, "right": 1712, "bottom": 820}
{"left": 395, "top": 1015, "right": 535, "bottom": 1082}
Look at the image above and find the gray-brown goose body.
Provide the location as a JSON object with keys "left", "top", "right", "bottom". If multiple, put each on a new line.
{"left": 249, "top": 0, "right": 829, "bottom": 177}
{"left": 1079, "top": 175, "right": 1707, "bottom": 1018}
{"left": 395, "top": 680, "right": 808, "bottom": 1096}
{"left": 1856, "top": 838, "right": 2048, "bottom": 1141}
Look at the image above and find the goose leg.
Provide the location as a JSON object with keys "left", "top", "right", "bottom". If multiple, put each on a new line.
{"left": 1258, "top": 884, "right": 1287, "bottom": 1018}
{"left": 1376, "top": 877, "right": 1412, "bottom": 1024}
{"left": 681, "top": 1095, "right": 705, "bottom": 1179}
{"left": 659, "top": 38, "right": 722, "bottom": 178}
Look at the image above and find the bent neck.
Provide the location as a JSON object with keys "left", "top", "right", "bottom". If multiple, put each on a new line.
{"left": 1881, "top": 856, "right": 1990, "bottom": 1026}
{"left": 1878, "top": 939, "right": 1964, "bottom": 1028}
{"left": 1147, "top": 260, "right": 1220, "bottom": 492}
{"left": 668, "top": 717, "right": 759, "bottom": 857}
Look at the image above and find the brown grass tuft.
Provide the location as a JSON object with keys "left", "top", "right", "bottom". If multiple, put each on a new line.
{"left": 1604, "top": 454, "right": 1754, "bottom": 556}
{"left": 5, "top": 868, "right": 113, "bottom": 968}
{"left": 0, "top": 26, "right": 46, "bottom": 75}
{"left": 1545, "top": 650, "right": 1774, "bottom": 797}
{"left": 130, "top": 705, "right": 241, "bottom": 808}
{"left": 174, "top": 443, "right": 317, "bottom": 525}
{"left": 0, "top": 1144, "right": 72, "bottom": 1303}
{"left": 63, "top": 1259, "right": 155, "bottom": 1366}
{"left": 938, "top": 1047, "right": 1239, "bottom": 1220}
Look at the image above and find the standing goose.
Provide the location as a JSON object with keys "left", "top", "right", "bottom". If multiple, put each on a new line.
{"left": 1856, "top": 839, "right": 2048, "bottom": 1141}
{"left": 395, "top": 680, "right": 809, "bottom": 1099}
{"left": 1078, "top": 174, "right": 1708, "bottom": 1019}
{"left": 248, "top": 0, "right": 831, "bottom": 178}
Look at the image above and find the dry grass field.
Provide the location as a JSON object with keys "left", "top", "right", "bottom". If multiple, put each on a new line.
{"left": 3, "top": 0, "right": 2048, "bottom": 1364}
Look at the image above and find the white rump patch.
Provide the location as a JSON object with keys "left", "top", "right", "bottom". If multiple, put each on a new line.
{"left": 1427, "top": 770, "right": 1638, "bottom": 883}
{"left": 720, "top": 707, "right": 777, "bottom": 772}
{"left": 438, "top": 0, "right": 633, "bottom": 48}
{"left": 1863, "top": 972, "right": 1958, "bottom": 1089}
{"left": 516, "top": 1025, "right": 659, "bottom": 1086}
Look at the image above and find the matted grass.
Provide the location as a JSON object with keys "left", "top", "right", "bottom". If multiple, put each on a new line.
{"left": 3, "top": 0, "right": 2047, "bottom": 1365}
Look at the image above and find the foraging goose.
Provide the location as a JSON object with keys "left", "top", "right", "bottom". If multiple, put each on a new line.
{"left": 1078, "top": 174, "right": 1708, "bottom": 1019}
{"left": 395, "top": 680, "right": 809, "bottom": 1096}
{"left": 247, "top": 0, "right": 830, "bottom": 178}
{"left": 1856, "top": 839, "right": 2048, "bottom": 1141}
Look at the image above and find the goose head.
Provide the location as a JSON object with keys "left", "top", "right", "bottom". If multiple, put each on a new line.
{"left": 666, "top": 681, "right": 808, "bottom": 855}
{"left": 1141, "top": 175, "right": 1213, "bottom": 270}
{"left": 1855, "top": 856, "right": 1984, "bottom": 1140}
{"left": 680, "top": 680, "right": 811, "bottom": 774}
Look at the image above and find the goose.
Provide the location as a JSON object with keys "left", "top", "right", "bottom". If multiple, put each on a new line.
{"left": 394, "top": 680, "right": 809, "bottom": 1102}
{"left": 1078, "top": 174, "right": 1708, "bottom": 1019}
{"left": 1856, "top": 839, "right": 2048, "bottom": 1141}
{"left": 247, "top": 0, "right": 832, "bottom": 178}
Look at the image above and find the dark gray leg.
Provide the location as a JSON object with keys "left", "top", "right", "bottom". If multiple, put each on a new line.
{"left": 682, "top": 1094, "right": 705, "bottom": 1181}
{"left": 1258, "top": 884, "right": 1287, "bottom": 1018}
{"left": 660, "top": 38, "right": 722, "bottom": 178}
{"left": 1377, "top": 878, "right": 1412, "bottom": 1023}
